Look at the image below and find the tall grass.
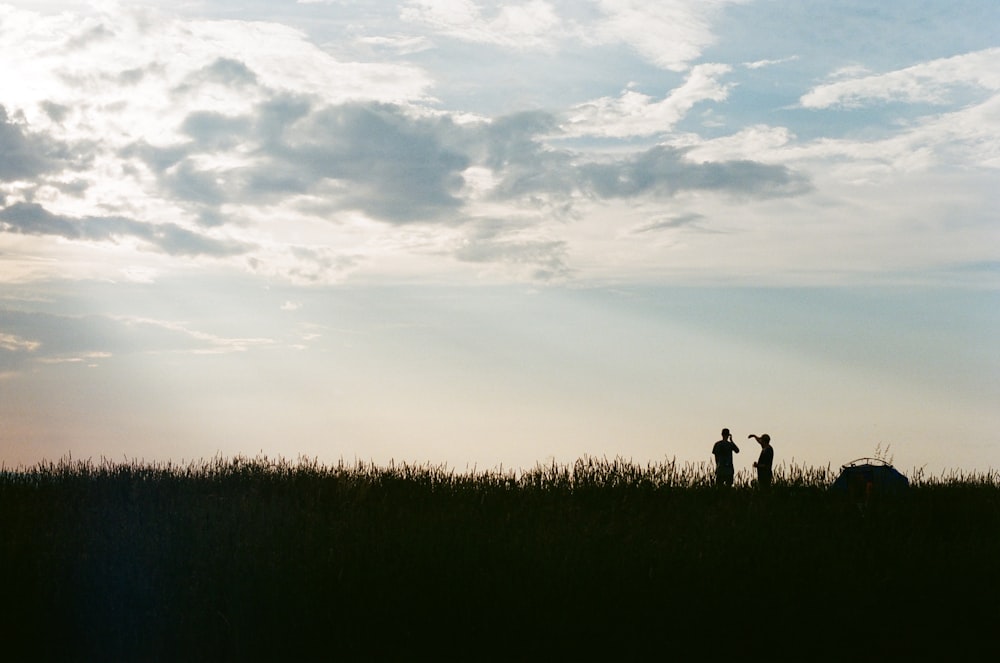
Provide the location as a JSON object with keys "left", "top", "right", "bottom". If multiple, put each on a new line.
{"left": 2, "top": 454, "right": 998, "bottom": 660}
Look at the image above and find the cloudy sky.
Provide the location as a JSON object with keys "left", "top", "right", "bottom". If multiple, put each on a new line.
{"left": 1, "top": 0, "right": 998, "bottom": 475}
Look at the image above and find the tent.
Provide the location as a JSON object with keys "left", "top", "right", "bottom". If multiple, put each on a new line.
{"left": 829, "top": 458, "right": 910, "bottom": 500}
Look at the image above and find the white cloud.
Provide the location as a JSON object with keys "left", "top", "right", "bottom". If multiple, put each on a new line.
{"left": 356, "top": 34, "right": 434, "bottom": 55}
{"left": 0, "top": 4, "right": 433, "bottom": 141}
{"left": 592, "top": 0, "right": 747, "bottom": 71}
{"left": 743, "top": 56, "right": 798, "bottom": 70}
{"left": 565, "top": 63, "right": 732, "bottom": 138}
{"left": 801, "top": 48, "right": 1000, "bottom": 109}
{"left": 678, "top": 124, "right": 795, "bottom": 162}
{"left": 0, "top": 4, "right": 446, "bottom": 283}
{"left": 401, "top": 0, "right": 562, "bottom": 50}
{"left": 687, "top": 93, "right": 1000, "bottom": 179}
{"left": 400, "top": 0, "right": 743, "bottom": 73}
{"left": 0, "top": 332, "right": 40, "bottom": 353}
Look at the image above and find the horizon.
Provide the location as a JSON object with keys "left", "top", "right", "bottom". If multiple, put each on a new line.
{"left": 6, "top": 446, "right": 991, "bottom": 485}
{"left": 2, "top": 1, "right": 998, "bottom": 476}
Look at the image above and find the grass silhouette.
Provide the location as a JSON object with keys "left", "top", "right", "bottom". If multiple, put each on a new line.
{"left": 2, "top": 455, "right": 998, "bottom": 660}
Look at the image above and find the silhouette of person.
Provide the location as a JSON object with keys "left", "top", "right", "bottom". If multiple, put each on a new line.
{"left": 712, "top": 428, "right": 739, "bottom": 486}
{"left": 749, "top": 434, "right": 773, "bottom": 488}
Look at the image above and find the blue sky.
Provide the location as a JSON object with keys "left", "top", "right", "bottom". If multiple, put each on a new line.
{"left": 1, "top": 1, "right": 998, "bottom": 474}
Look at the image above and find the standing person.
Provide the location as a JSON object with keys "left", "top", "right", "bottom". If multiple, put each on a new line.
{"left": 749, "top": 434, "right": 773, "bottom": 488}
{"left": 712, "top": 428, "right": 740, "bottom": 486}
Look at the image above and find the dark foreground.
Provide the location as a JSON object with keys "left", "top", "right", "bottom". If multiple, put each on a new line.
{"left": 2, "top": 457, "right": 998, "bottom": 660}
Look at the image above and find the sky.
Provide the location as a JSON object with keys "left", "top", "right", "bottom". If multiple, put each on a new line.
{"left": 1, "top": 0, "right": 998, "bottom": 476}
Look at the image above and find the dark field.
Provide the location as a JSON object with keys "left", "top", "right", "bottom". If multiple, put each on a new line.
{"left": 2, "top": 455, "right": 998, "bottom": 661}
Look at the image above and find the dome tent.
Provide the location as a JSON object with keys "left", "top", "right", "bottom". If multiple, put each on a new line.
{"left": 830, "top": 458, "right": 910, "bottom": 499}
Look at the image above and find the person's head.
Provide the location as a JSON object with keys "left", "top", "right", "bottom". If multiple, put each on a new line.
{"left": 759, "top": 434, "right": 771, "bottom": 446}
{"left": 721, "top": 428, "right": 730, "bottom": 440}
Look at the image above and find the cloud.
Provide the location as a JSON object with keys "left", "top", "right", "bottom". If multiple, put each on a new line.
{"left": 453, "top": 217, "right": 570, "bottom": 281}
{"left": 164, "top": 16, "right": 432, "bottom": 105}
{"left": 485, "top": 129, "right": 809, "bottom": 203}
{"left": 743, "top": 56, "right": 798, "bottom": 70}
{"left": 0, "top": 202, "right": 252, "bottom": 257}
{"left": 678, "top": 125, "right": 795, "bottom": 163}
{"left": 280, "top": 246, "right": 361, "bottom": 284}
{"left": 455, "top": 235, "right": 569, "bottom": 281}
{"left": 0, "top": 311, "right": 112, "bottom": 373}
{"left": 400, "top": 0, "right": 746, "bottom": 72}
{"left": 688, "top": 92, "right": 1000, "bottom": 178}
{"left": 0, "top": 332, "right": 40, "bottom": 353}
{"left": 124, "top": 99, "right": 473, "bottom": 223}
{"left": 593, "top": 0, "right": 747, "bottom": 71}
{"left": 180, "top": 57, "right": 260, "bottom": 90}
{"left": 0, "top": 310, "right": 118, "bottom": 370}
{"left": 402, "top": 0, "right": 562, "bottom": 50}
{"left": 39, "top": 101, "right": 71, "bottom": 123}
{"left": 471, "top": 110, "right": 574, "bottom": 200}
{"left": 474, "top": 110, "right": 561, "bottom": 174}
{"left": 565, "top": 64, "right": 732, "bottom": 138}
{"left": 632, "top": 213, "right": 707, "bottom": 234}
{"left": 0, "top": 105, "right": 85, "bottom": 181}
{"left": 64, "top": 22, "right": 116, "bottom": 51}
{"left": 581, "top": 146, "right": 809, "bottom": 198}
{"left": 801, "top": 48, "right": 1000, "bottom": 109}
{"left": 282, "top": 103, "right": 470, "bottom": 221}
{"left": 0, "top": 309, "right": 275, "bottom": 367}
{"left": 114, "top": 316, "right": 276, "bottom": 355}
{"left": 355, "top": 34, "right": 433, "bottom": 56}
{"left": 0, "top": 5, "right": 432, "bottom": 148}
{"left": 115, "top": 84, "right": 806, "bottom": 234}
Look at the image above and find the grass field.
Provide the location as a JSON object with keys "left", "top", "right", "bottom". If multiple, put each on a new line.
{"left": 2, "top": 455, "right": 998, "bottom": 660}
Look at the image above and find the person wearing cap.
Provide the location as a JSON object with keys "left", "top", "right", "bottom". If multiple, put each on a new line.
{"left": 749, "top": 434, "right": 773, "bottom": 489}
{"left": 711, "top": 428, "right": 739, "bottom": 486}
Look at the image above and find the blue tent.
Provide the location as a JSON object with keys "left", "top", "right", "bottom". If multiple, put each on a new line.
{"left": 829, "top": 458, "right": 909, "bottom": 499}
